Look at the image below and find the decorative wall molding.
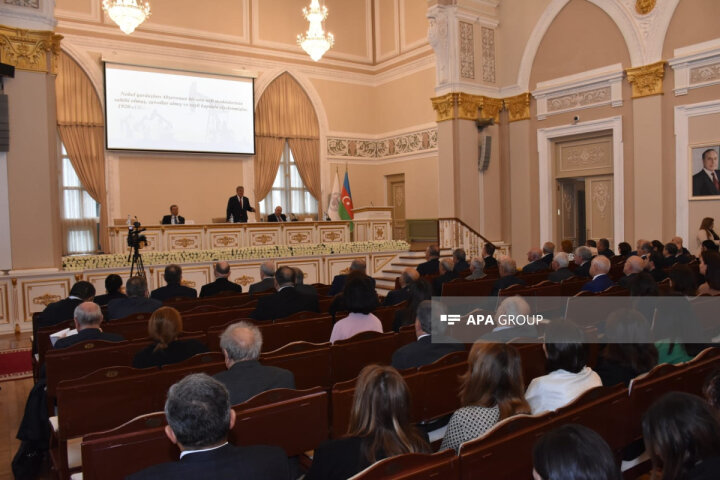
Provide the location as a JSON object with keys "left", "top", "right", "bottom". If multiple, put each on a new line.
{"left": 533, "top": 64, "right": 624, "bottom": 120}
{"left": 430, "top": 92, "right": 503, "bottom": 122}
{"left": 459, "top": 21, "right": 474, "bottom": 79}
{"left": 0, "top": 0, "right": 54, "bottom": 30}
{"left": 669, "top": 38, "right": 720, "bottom": 96}
{"left": 625, "top": 60, "right": 665, "bottom": 98}
{"left": 374, "top": 0, "right": 400, "bottom": 63}
{"left": 481, "top": 26, "right": 495, "bottom": 83}
{"left": 398, "top": 0, "right": 428, "bottom": 52}
{"left": 504, "top": 92, "right": 531, "bottom": 122}
{"left": 327, "top": 127, "right": 438, "bottom": 161}
{"left": 5, "top": 0, "right": 38, "bottom": 8}
{"left": 0, "top": 25, "right": 62, "bottom": 73}
{"left": 674, "top": 100, "right": 720, "bottom": 246}
{"left": 537, "top": 116, "right": 624, "bottom": 247}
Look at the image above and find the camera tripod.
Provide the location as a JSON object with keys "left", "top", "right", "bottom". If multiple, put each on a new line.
{"left": 128, "top": 243, "right": 145, "bottom": 278}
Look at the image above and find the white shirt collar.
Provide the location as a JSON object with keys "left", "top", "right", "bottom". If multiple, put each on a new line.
{"left": 179, "top": 442, "right": 228, "bottom": 459}
{"left": 704, "top": 168, "right": 717, "bottom": 179}
{"left": 417, "top": 333, "right": 430, "bottom": 341}
{"left": 68, "top": 295, "right": 82, "bottom": 300}
{"left": 592, "top": 273, "right": 606, "bottom": 280}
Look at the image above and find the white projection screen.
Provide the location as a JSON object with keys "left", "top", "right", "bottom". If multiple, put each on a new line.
{"left": 104, "top": 62, "right": 255, "bottom": 154}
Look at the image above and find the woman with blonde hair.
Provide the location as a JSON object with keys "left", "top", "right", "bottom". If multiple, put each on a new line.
{"left": 697, "top": 217, "right": 720, "bottom": 255}
{"left": 132, "top": 306, "right": 208, "bottom": 368}
{"left": 307, "top": 365, "right": 430, "bottom": 479}
{"left": 441, "top": 342, "right": 531, "bottom": 452}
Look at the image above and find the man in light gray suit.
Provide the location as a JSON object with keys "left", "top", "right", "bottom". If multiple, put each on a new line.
{"left": 465, "top": 257, "right": 487, "bottom": 280}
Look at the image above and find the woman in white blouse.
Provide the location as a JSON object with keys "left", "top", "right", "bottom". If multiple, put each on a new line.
{"left": 525, "top": 320, "right": 602, "bottom": 414}
{"left": 697, "top": 217, "right": 720, "bottom": 255}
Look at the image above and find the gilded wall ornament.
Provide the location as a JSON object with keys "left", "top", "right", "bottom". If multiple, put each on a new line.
{"left": 0, "top": 26, "right": 62, "bottom": 73}
{"left": 625, "top": 61, "right": 665, "bottom": 98}
{"left": 431, "top": 93, "right": 457, "bottom": 122}
{"left": 635, "top": 0, "right": 656, "bottom": 15}
{"left": 504, "top": 93, "right": 531, "bottom": 122}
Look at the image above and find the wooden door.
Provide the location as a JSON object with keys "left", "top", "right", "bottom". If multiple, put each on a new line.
{"left": 585, "top": 175, "right": 613, "bottom": 246}
{"left": 387, "top": 174, "right": 406, "bottom": 240}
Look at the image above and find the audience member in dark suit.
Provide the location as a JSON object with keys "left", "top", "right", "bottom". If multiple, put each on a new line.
{"left": 108, "top": 276, "right": 162, "bottom": 320}
{"left": 213, "top": 322, "right": 295, "bottom": 405}
{"left": 580, "top": 256, "right": 614, "bottom": 293}
{"left": 250, "top": 266, "right": 319, "bottom": 321}
{"left": 54, "top": 302, "right": 125, "bottom": 349}
{"left": 416, "top": 244, "right": 440, "bottom": 276}
{"left": 432, "top": 258, "right": 458, "bottom": 296}
{"left": 161, "top": 204, "right": 185, "bottom": 225}
{"left": 226, "top": 185, "right": 256, "bottom": 223}
{"left": 671, "top": 236, "right": 692, "bottom": 264}
{"left": 383, "top": 268, "right": 417, "bottom": 306}
{"left": 35, "top": 281, "right": 95, "bottom": 353}
{"left": 646, "top": 252, "right": 668, "bottom": 283}
{"left": 132, "top": 307, "right": 208, "bottom": 369}
{"left": 541, "top": 241, "right": 555, "bottom": 266}
{"left": 151, "top": 264, "right": 197, "bottom": 301}
{"left": 668, "top": 264, "right": 699, "bottom": 296}
{"left": 522, "top": 248, "right": 549, "bottom": 273}
{"left": 452, "top": 248, "right": 470, "bottom": 274}
{"left": 93, "top": 274, "right": 126, "bottom": 306}
{"left": 573, "top": 246, "right": 593, "bottom": 278}
{"left": 465, "top": 257, "right": 487, "bottom": 280}
{"left": 491, "top": 256, "right": 526, "bottom": 296}
{"left": 392, "top": 300, "right": 464, "bottom": 370}
{"left": 482, "top": 243, "right": 498, "bottom": 271}
{"left": 200, "top": 261, "right": 243, "bottom": 298}
{"left": 392, "top": 278, "right": 432, "bottom": 332}
{"left": 481, "top": 296, "right": 539, "bottom": 341}
{"left": 293, "top": 266, "right": 318, "bottom": 297}
{"left": 597, "top": 238, "right": 615, "bottom": 258}
{"left": 305, "top": 365, "right": 430, "bottom": 480}
{"left": 126, "top": 373, "right": 290, "bottom": 480}
{"left": 548, "top": 252, "right": 574, "bottom": 283}
{"left": 617, "top": 241, "right": 632, "bottom": 260}
{"left": 595, "top": 309, "right": 657, "bottom": 387}
{"left": 329, "top": 258, "right": 376, "bottom": 296}
{"left": 266, "top": 205, "right": 287, "bottom": 222}
{"left": 692, "top": 148, "right": 720, "bottom": 196}
{"left": 249, "top": 261, "right": 276, "bottom": 296}
{"left": 618, "top": 256, "right": 644, "bottom": 289}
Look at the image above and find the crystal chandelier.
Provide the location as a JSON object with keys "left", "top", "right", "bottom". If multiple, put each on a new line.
{"left": 102, "top": 0, "right": 152, "bottom": 35}
{"left": 297, "top": 0, "right": 334, "bottom": 62}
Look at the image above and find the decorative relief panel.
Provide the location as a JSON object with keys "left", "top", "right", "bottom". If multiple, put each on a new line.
{"left": 373, "top": 254, "right": 396, "bottom": 275}
{"left": 690, "top": 63, "right": 720, "bottom": 85}
{"left": 248, "top": 230, "right": 279, "bottom": 247}
{"left": 167, "top": 232, "right": 203, "bottom": 250}
{"left": 459, "top": 21, "right": 474, "bottom": 80}
{"left": 210, "top": 232, "right": 240, "bottom": 249}
{"left": 481, "top": 27, "right": 495, "bottom": 83}
{"left": 547, "top": 87, "right": 611, "bottom": 112}
{"left": 625, "top": 61, "right": 665, "bottom": 98}
{"left": 0, "top": 26, "right": 61, "bottom": 73}
{"left": 327, "top": 128, "right": 438, "bottom": 160}
{"left": 5, "top": 0, "right": 39, "bottom": 7}
{"left": 372, "top": 223, "right": 388, "bottom": 241}
{"left": 285, "top": 227, "right": 314, "bottom": 245}
{"left": 282, "top": 259, "right": 321, "bottom": 285}
{"left": 21, "top": 277, "right": 72, "bottom": 323}
{"left": 0, "top": 281, "right": 9, "bottom": 327}
{"left": 670, "top": 40, "right": 720, "bottom": 95}
{"left": 557, "top": 137, "right": 613, "bottom": 177}
{"left": 320, "top": 228, "right": 347, "bottom": 243}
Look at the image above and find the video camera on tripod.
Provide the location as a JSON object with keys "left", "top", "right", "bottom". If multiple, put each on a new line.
{"left": 126, "top": 218, "right": 147, "bottom": 277}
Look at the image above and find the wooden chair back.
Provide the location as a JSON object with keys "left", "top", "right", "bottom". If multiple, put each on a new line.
{"left": 260, "top": 341, "right": 332, "bottom": 389}
{"left": 351, "top": 451, "right": 459, "bottom": 480}
{"left": 330, "top": 331, "right": 398, "bottom": 383}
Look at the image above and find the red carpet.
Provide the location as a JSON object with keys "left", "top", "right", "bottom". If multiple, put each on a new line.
{"left": 0, "top": 348, "right": 33, "bottom": 382}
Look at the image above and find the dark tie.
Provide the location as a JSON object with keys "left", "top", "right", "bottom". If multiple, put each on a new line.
{"left": 713, "top": 172, "right": 720, "bottom": 192}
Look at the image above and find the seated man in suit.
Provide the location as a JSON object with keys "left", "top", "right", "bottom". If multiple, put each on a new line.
{"left": 292, "top": 267, "right": 318, "bottom": 297}
{"left": 161, "top": 204, "right": 185, "bottom": 225}
{"left": 671, "top": 236, "right": 692, "bottom": 263}
{"left": 34, "top": 280, "right": 96, "bottom": 354}
{"left": 200, "top": 261, "right": 243, "bottom": 298}
{"left": 432, "top": 258, "right": 458, "bottom": 296}
{"left": 597, "top": 238, "right": 615, "bottom": 258}
{"left": 452, "top": 248, "right": 470, "bottom": 274}
{"left": 481, "top": 296, "right": 539, "bottom": 342}
{"left": 213, "top": 322, "right": 295, "bottom": 405}
{"left": 466, "top": 257, "right": 486, "bottom": 280}
{"left": 391, "top": 300, "right": 463, "bottom": 370}
{"left": 618, "top": 255, "right": 644, "bottom": 289}
{"left": 249, "top": 261, "right": 276, "bottom": 296}
{"left": 127, "top": 373, "right": 290, "bottom": 480}
{"left": 482, "top": 243, "right": 498, "bottom": 271}
{"left": 645, "top": 252, "right": 668, "bottom": 282}
{"left": 328, "top": 258, "right": 376, "bottom": 296}
{"left": 663, "top": 242, "right": 679, "bottom": 268}
{"left": 94, "top": 274, "right": 126, "bottom": 306}
{"left": 416, "top": 244, "right": 440, "bottom": 276}
{"left": 580, "top": 255, "right": 614, "bottom": 293}
{"left": 151, "top": 264, "right": 197, "bottom": 301}
{"left": 491, "top": 256, "right": 526, "bottom": 296}
{"left": 573, "top": 246, "right": 593, "bottom": 278}
{"left": 267, "top": 205, "right": 287, "bottom": 222}
{"left": 692, "top": 148, "right": 720, "bottom": 196}
{"left": 108, "top": 276, "right": 162, "bottom": 320}
{"left": 250, "top": 266, "right": 319, "bottom": 321}
{"left": 383, "top": 268, "right": 418, "bottom": 306}
{"left": 541, "top": 242, "right": 555, "bottom": 266}
{"left": 548, "top": 252, "right": 574, "bottom": 283}
{"left": 54, "top": 302, "right": 125, "bottom": 349}
{"left": 522, "top": 248, "right": 549, "bottom": 273}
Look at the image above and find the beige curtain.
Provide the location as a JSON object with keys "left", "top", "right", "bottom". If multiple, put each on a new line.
{"left": 255, "top": 72, "right": 321, "bottom": 215}
{"left": 56, "top": 53, "right": 109, "bottom": 252}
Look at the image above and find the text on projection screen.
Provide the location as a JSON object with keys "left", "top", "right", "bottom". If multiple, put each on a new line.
{"left": 105, "top": 63, "right": 254, "bottom": 154}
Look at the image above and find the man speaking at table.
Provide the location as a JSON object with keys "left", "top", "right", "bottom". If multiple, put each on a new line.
{"left": 226, "top": 186, "right": 256, "bottom": 223}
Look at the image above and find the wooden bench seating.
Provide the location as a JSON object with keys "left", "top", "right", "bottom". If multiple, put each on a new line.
{"left": 350, "top": 450, "right": 459, "bottom": 480}
{"left": 330, "top": 331, "right": 400, "bottom": 383}
{"left": 441, "top": 278, "right": 495, "bottom": 296}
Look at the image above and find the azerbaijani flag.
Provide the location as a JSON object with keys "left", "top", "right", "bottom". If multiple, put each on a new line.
{"left": 339, "top": 170, "right": 354, "bottom": 231}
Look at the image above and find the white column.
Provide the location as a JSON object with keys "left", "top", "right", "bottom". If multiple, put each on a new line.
{"left": 0, "top": 152, "right": 11, "bottom": 271}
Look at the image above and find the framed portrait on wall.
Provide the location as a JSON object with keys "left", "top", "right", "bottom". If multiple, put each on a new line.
{"left": 690, "top": 144, "right": 720, "bottom": 199}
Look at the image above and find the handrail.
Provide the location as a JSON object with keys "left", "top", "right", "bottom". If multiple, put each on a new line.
{"left": 437, "top": 217, "right": 495, "bottom": 247}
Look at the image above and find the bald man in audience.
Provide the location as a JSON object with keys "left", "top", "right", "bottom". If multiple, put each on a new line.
{"left": 466, "top": 257, "right": 486, "bottom": 280}
{"left": 432, "top": 258, "right": 457, "bottom": 296}
{"left": 328, "top": 258, "right": 376, "bottom": 296}
{"left": 249, "top": 261, "right": 276, "bottom": 296}
{"left": 383, "top": 268, "right": 418, "bottom": 306}
{"left": 54, "top": 302, "right": 125, "bottom": 349}
{"left": 548, "top": 252, "right": 574, "bottom": 283}
{"left": 212, "top": 322, "right": 295, "bottom": 405}
{"left": 522, "top": 247, "right": 548, "bottom": 273}
{"left": 541, "top": 242, "right": 555, "bottom": 266}
{"left": 580, "top": 256, "right": 614, "bottom": 293}
{"left": 200, "top": 261, "right": 243, "bottom": 298}
{"left": 618, "top": 255, "right": 644, "bottom": 289}
{"left": 491, "top": 256, "right": 526, "bottom": 296}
